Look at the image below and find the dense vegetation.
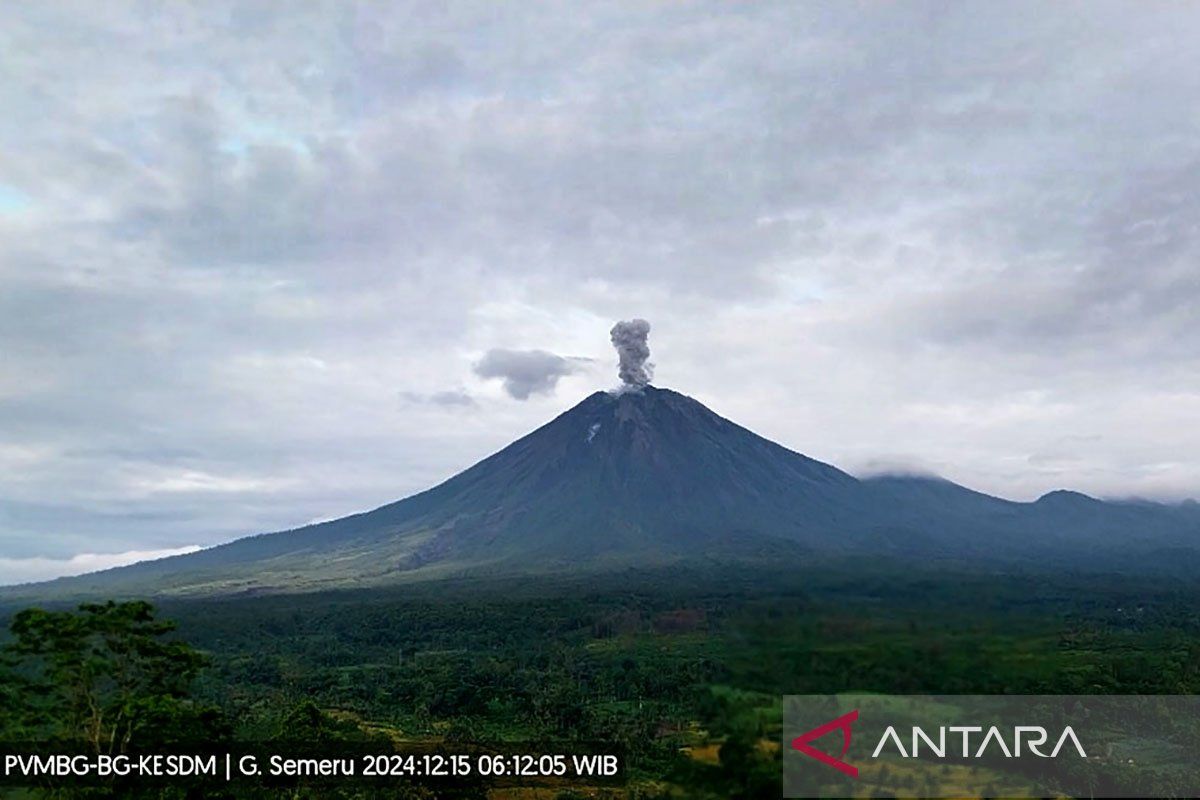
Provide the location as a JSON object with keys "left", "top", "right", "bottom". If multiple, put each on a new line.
{"left": 4, "top": 563, "right": 1200, "bottom": 798}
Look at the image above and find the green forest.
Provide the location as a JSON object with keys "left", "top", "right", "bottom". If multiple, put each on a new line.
{"left": 3, "top": 563, "right": 1200, "bottom": 798}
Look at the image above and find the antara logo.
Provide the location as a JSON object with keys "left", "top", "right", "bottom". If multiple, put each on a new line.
{"left": 791, "top": 709, "right": 1087, "bottom": 778}
{"left": 791, "top": 709, "right": 860, "bottom": 778}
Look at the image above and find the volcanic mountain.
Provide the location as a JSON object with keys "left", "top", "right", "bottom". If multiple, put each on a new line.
{"left": 9, "top": 386, "right": 1200, "bottom": 598}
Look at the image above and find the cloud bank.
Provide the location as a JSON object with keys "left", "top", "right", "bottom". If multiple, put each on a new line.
{"left": 0, "top": 546, "right": 202, "bottom": 587}
{"left": 1, "top": 1, "right": 1198, "bottom": 583}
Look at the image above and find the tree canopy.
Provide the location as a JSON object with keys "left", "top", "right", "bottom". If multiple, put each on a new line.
{"left": 1, "top": 600, "right": 224, "bottom": 751}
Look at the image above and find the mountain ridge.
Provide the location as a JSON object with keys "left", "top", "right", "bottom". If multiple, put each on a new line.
{"left": 5, "top": 386, "right": 1200, "bottom": 599}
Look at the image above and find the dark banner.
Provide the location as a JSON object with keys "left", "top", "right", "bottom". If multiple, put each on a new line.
{"left": 1, "top": 741, "right": 624, "bottom": 793}
{"left": 783, "top": 694, "right": 1200, "bottom": 798}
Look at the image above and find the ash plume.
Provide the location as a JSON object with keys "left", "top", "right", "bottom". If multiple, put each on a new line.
{"left": 610, "top": 319, "right": 653, "bottom": 391}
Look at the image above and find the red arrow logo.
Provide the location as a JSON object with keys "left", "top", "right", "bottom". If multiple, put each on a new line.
{"left": 790, "top": 708, "right": 859, "bottom": 778}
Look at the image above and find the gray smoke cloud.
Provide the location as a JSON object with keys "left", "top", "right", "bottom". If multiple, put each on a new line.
{"left": 610, "top": 319, "right": 653, "bottom": 390}
{"left": 474, "top": 348, "right": 586, "bottom": 400}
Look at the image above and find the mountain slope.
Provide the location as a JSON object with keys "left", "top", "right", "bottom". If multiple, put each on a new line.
{"left": 7, "top": 386, "right": 1200, "bottom": 599}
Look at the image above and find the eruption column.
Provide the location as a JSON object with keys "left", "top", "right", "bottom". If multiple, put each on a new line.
{"left": 610, "top": 319, "right": 653, "bottom": 391}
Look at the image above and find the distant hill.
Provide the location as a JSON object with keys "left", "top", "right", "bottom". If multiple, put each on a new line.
{"left": 6, "top": 386, "right": 1200, "bottom": 600}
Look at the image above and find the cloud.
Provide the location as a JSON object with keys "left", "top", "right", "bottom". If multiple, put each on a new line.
{"left": 399, "top": 389, "right": 477, "bottom": 408}
{"left": 0, "top": 545, "right": 202, "bottom": 587}
{"left": 0, "top": 1, "right": 1198, "bottom": 572}
{"left": 853, "top": 458, "right": 946, "bottom": 480}
{"left": 473, "top": 349, "right": 588, "bottom": 400}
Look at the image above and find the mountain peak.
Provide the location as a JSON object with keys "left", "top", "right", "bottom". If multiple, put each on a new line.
{"left": 9, "top": 388, "right": 1200, "bottom": 599}
{"left": 1035, "top": 489, "right": 1099, "bottom": 505}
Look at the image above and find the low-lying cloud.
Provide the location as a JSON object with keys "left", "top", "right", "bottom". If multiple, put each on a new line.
{"left": 0, "top": 545, "right": 202, "bottom": 587}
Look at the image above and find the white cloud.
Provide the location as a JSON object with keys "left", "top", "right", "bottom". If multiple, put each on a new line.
{"left": 0, "top": 546, "right": 202, "bottom": 587}
{"left": 0, "top": 1, "right": 1198, "bottom": 570}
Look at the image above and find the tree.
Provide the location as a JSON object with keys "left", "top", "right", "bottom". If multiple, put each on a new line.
{"left": 0, "top": 647, "right": 33, "bottom": 739}
{"left": 5, "top": 600, "right": 225, "bottom": 753}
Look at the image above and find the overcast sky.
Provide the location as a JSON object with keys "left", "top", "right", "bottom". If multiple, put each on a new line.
{"left": 2, "top": 1, "right": 1198, "bottom": 585}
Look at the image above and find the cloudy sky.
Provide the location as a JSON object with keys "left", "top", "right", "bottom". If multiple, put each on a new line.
{"left": 1, "top": 1, "right": 1198, "bottom": 585}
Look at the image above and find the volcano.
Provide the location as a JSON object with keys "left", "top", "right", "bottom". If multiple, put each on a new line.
{"left": 10, "top": 386, "right": 1200, "bottom": 598}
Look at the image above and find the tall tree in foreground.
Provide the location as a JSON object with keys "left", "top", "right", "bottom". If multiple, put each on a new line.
{"left": 3, "top": 600, "right": 226, "bottom": 752}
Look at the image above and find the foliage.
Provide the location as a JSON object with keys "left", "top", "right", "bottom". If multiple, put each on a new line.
{"left": 2, "top": 601, "right": 223, "bottom": 752}
{"left": 4, "top": 565, "right": 1200, "bottom": 796}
